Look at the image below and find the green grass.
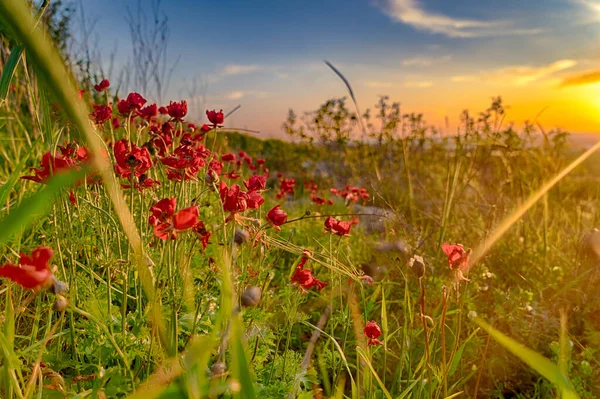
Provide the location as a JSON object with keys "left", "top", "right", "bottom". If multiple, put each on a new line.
{"left": 0, "top": 1, "right": 599, "bottom": 398}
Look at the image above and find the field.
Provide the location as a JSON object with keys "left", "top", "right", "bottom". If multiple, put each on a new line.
{"left": 1, "top": 1, "right": 600, "bottom": 398}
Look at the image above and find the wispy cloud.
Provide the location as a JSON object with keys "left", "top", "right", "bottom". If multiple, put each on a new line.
{"left": 403, "top": 54, "right": 452, "bottom": 67}
{"left": 560, "top": 69, "right": 600, "bottom": 87}
{"left": 224, "top": 91, "right": 268, "bottom": 100}
{"left": 404, "top": 81, "right": 433, "bottom": 88}
{"left": 222, "top": 64, "right": 263, "bottom": 76}
{"left": 482, "top": 59, "right": 577, "bottom": 85}
{"left": 373, "top": 0, "right": 542, "bottom": 38}
{"left": 363, "top": 80, "right": 395, "bottom": 88}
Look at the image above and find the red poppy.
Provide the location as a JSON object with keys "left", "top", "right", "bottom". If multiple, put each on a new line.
{"left": 0, "top": 246, "right": 55, "bottom": 291}
{"left": 219, "top": 182, "right": 248, "bottom": 214}
{"left": 22, "top": 152, "right": 74, "bottom": 183}
{"left": 90, "top": 104, "right": 112, "bottom": 124}
{"left": 93, "top": 79, "right": 110, "bottom": 92}
{"left": 117, "top": 92, "right": 147, "bottom": 115}
{"left": 206, "top": 109, "right": 224, "bottom": 126}
{"left": 290, "top": 250, "right": 327, "bottom": 293}
{"left": 267, "top": 205, "right": 287, "bottom": 231}
{"left": 158, "top": 106, "right": 168, "bottom": 115}
{"left": 324, "top": 216, "right": 352, "bottom": 236}
{"left": 167, "top": 100, "right": 187, "bottom": 121}
{"left": 244, "top": 175, "right": 267, "bottom": 192}
{"left": 441, "top": 243, "right": 471, "bottom": 282}
{"left": 113, "top": 139, "right": 153, "bottom": 178}
{"left": 139, "top": 104, "right": 158, "bottom": 120}
{"left": 192, "top": 221, "right": 211, "bottom": 251}
{"left": 222, "top": 153, "right": 236, "bottom": 162}
{"left": 246, "top": 191, "right": 264, "bottom": 209}
{"left": 201, "top": 124, "right": 212, "bottom": 133}
{"left": 364, "top": 321, "right": 383, "bottom": 346}
{"left": 148, "top": 198, "right": 199, "bottom": 240}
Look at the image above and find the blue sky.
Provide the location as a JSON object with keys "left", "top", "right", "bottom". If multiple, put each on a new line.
{"left": 76, "top": 0, "right": 600, "bottom": 137}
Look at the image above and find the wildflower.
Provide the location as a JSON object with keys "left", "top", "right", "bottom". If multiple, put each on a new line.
{"left": 113, "top": 139, "right": 153, "bottom": 179}
{"left": 0, "top": 246, "right": 55, "bottom": 290}
{"left": 90, "top": 104, "right": 112, "bottom": 124}
{"left": 246, "top": 191, "right": 264, "bottom": 209}
{"left": 359, "top": 275, "right": 375, "bottom": 285}
{"left": 291, "top": 250, "right": 327, "bottom": 293}
{"left": 276, "top": 176, "right": 296, "bottom": 198}
{"left": 139, "top": 104, "right": 158, "bottom": 120}
{"left": 167, "top": 100, "right": 187, "bottom": 121}
{"left": 206, "top": 109, "right": 224, "bottom": 126}
{"left": 93, "top": 79, "right": 110, "bottom": 92}
{"left": 244, "top": 175, "right": 267, "bottom": 192}
{"left": 222, "top": 153, "right": 236, "bottom": 162}
{"left": 257, "top": 158, "right": 265, "bottom": 165}
{"left": 192, "top": 221, "right": 211, "bottom": 250}
{"left": 219, "top": 182, "right": 248, "bottom": 215}
{"left": 441, "top": 243, "right": 471, "bottom": 282}
{"left": 267, "top": 205, "right": 287, "bottom": 231}
{"left": 364, "top": 321, "right": 383, "bottom": 346}
{"left": 148, "top": 198, "right": 199, "bottom": 240}
{"left": 200, "top": 124, "right": 212, "bottom": 133}
{"left": 324, "top": 216, "right": 352, "bottom": 236}
{"left": 117, "top": 92, "right": 147, "bottom": 115}
{"left": 22, "top": 152, "right": 74, "bottom": 183}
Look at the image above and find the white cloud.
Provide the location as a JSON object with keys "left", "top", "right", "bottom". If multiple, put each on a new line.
{"left": 222, "top": 64, "right": 263, "bottom": 76}
{"left": 482, "top": 59, "right": 577, "bottom": 85}
{"left": 374, "top": 0, "right": 542, "bottom": 38}
{"left": 226, "top": 91, "right": 245, "bottom": 100}
{"left": 403, "top": 54, "right": 452, "bottom": 67}
{"left": 404, "top": 81, "right": 433, "bottom": 88}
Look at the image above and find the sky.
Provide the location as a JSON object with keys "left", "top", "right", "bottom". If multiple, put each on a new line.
{"left": 75, "top": 0, "right": 600, "bottom": 139}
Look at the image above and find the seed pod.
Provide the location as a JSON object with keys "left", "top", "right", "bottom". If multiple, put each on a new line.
{"left": 409, "top": 254, "right": 426, "bottom": 278}
{"left": 234, "top": 228, "right": 250, "bottom": 245}
{"left": 54, "top": 296, "right": 68, "bottom": 312}
{"left": 50, "top": 280, "right": 69, "bottom": 295}
{"left": 241, "top": 286, "right": 261, "bottom": 308}
{"left": 211, "top": 362, "right": 226, "bottom": 377}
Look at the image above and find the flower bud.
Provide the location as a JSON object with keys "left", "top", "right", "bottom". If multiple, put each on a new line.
{"left": 234, "top": 228, "right": 250, "bottom": 245}
{"left": 241, "top": 286, "right": 261, "bottom": 308}
{"left": 409, "top": 254, "right": 426, "bottom": 278}
{"left": 50, "top": 280, "right": 69, "bottom": 295}
{"left": 54, "top": 296, "right": 69, "bottom": 312}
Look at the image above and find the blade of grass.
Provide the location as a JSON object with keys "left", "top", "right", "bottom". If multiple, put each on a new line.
{"left": 0, "top": 144, "right": 37, "bottom": 209}
{"left": 356, "top": 347, "right": 392, "bottom": 399}
{"left": 473, "top": 318, "right": 578, "bottom": 398}
{"left": 0, "top": 0, "right": 168, "bottom": 354}
{"left": 0, "top": 45, "right": 24, "bottom": 105}
{"left": 0, "top": 168, "right": 85, "bottom": 245}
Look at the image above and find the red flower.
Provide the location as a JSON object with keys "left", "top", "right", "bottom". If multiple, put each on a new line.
{"left": 113, "top": 139, "right": 153, "bottom": 178}
{"left": 219, "top": 182, "right": 248, "bottom": 214}
{"left": 158, "top": 106, "right": 168, "bottom": 115}
{"left": 200, "top": 124, "right": 212, "bottom": 133}
{"left": 139, "top": 104, "right": 158, "bottom": 120}
{"left": 122, "top": 174, "right": 160, "bottom": 191}
{"left": 324, "top": 216, "right": 351, "bottom": 236}
{"left": 267, "top": 205, "right": 287, "bottom": 231}
{"left": 364, "top": 321, "right": 383, "bottom": 346}
{"left": 91, "top": 104, "right": 112, "bottom": 124}
{"left": 112, "top": 117, "right": 121, "bottom": 129}
{"left": 22, "top": 152, "right": 74, "bottom": 183}
{"left": 441, "top": 243, "right": 471, "bottom": 282}
{"left": 246, "top": 191, "right": 264, "bottom": 209}
{"left": 291, "top": 251, "right": 327, "bottom": 293}
{"left": 222, "top": 153, "right": 236, "bottom": 162}
{"left": 166, "top": 100, "right": 187, "bottom": 121}
{"left": 257, "top": 158, "right": 265, "bottom": 165}
{"left": 0, "top": 247, "right": 55, "bottom": 290}
{"left": 94, "top": 79, "right": 110, "bottom": 92}
{"left": 244, "top": 175, "right": 267, "bottom": 192}
{"left": 161, "top": 143, "right": 208, "bottom": 181}
{"left": 117, "top": 92, "right": 147, "bottom": 115}
{"left": 148, "top": 198, "right": 199, "bottom": 240}
{"left": 192, "top": 221, "right": 211, "bottom": 251}
{"left": 206, "top": 109, "right": 224, "bottom": 126}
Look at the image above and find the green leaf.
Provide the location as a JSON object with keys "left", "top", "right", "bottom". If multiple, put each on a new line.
{"left": 473, "top": 318, "right": 579, "bottom": 398}
{"left": 0, "top": 45, "right": 23, "bottom": 103}
{"left": 0, "top": 168, "right": 86, "bottom": 246}
{"left": 231, "top": 315, "right": 256, "bottom": 399}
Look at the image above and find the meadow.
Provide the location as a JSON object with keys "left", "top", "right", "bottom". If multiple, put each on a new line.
{"left": 1, "top": 1, "right": 600, "bottom": 398}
